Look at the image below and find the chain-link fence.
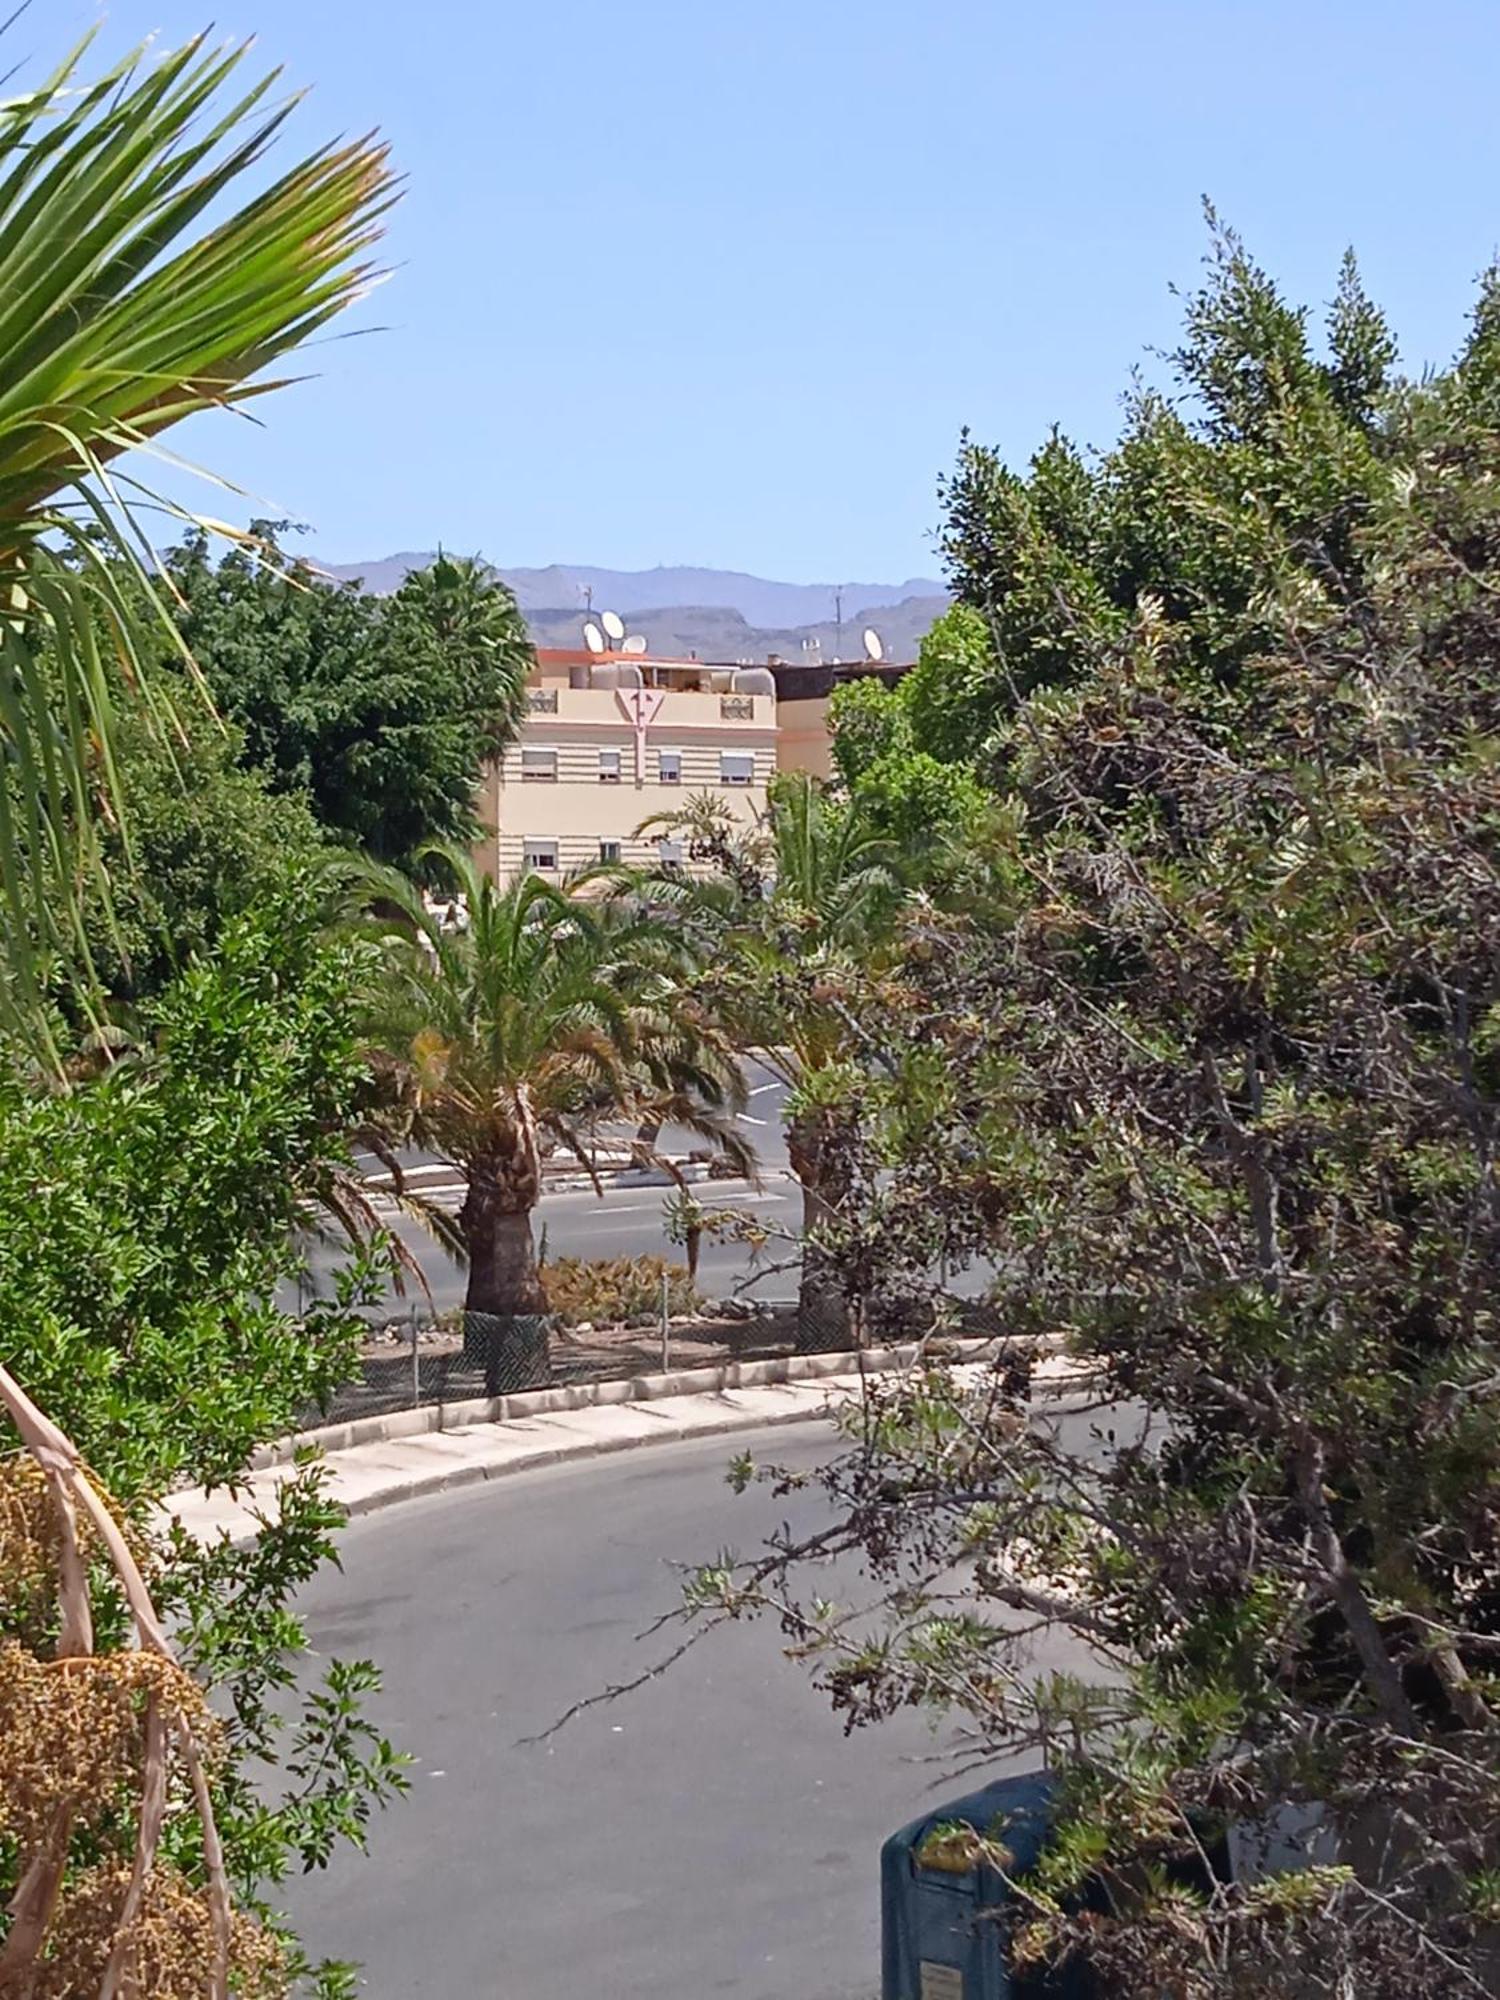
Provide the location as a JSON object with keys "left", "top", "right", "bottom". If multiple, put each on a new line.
{"left": 296, "top": 1289, "right": 1014, "bottom": 1432}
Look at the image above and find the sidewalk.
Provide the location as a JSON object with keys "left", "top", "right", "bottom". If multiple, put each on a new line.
{"left": 165, "top": 1337, "right": 1086, "bottom": 1547}
{"left": 165, "top": 1366, "right": 872, "bottom": 1545}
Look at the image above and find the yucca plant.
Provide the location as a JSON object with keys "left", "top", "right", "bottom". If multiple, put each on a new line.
{"left": 0, "top": 24, "right": 395, "bottom": 1057}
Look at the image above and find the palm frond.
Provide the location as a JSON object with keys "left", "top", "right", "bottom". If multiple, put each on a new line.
{"left": 0, "top": 28, "right": 396, "bottom": 1057}
{"left": 355, "top": 858, "right": 759, "bottom": 1192}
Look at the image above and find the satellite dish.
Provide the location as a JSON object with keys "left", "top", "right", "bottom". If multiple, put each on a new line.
{"left": 583, "top": 621, "right": 605, "bottom": 655}
{"left": 600, "top": 609, "right": 626, "bottom": 642}
{"left": 862, "top": 627, "right": 885, "bottom": 662}
{"left": 621, "top": 634, "right": 648, "bottom": 655}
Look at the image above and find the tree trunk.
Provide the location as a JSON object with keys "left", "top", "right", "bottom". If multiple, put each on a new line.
{"left": 459, "top": 1129, "right": 551, "bottom": 1388}
{"left": 788, "top": 1113, "right": 852, "bottom": 1353}
{"left": 463, "top": 1202, "right": 545, "bottom": 1318}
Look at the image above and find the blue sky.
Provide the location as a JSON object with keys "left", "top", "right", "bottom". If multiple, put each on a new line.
{"left": 59, "top": 0, "right": 1500, "bottom": 582}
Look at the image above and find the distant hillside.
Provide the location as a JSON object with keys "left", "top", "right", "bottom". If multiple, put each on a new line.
{"left": 324, "top": 555, "right": 949, "bottom": 662}
{"left": 327, "top": 555, "right": 943, "bottom": 623}
{"left": 523, "top": 595, "right": 946, "bottom": 664}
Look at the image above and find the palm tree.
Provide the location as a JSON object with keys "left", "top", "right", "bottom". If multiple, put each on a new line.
{"left": 0, "top": 28, "right": 394, "bottom": 1059}
{"left": 360, "top": 850, "right": 749, "bottom": 1382}
{"left": 641, "top": 774, "right": 902, "bottom": 1348}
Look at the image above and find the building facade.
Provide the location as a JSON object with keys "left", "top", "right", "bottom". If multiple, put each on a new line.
{"left": 766, "top": 658, "right": 913, "bottom": 781}
{"left": 476, "top": 648, "right": 777, "bottom": 883}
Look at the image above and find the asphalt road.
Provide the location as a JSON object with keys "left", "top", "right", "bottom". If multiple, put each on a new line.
{"left": 279, "top": 1427, "right": 1058, "bottom": 1998}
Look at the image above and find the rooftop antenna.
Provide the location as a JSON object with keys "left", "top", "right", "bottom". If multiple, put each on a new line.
{"left": 834, "top": 587, "right": 844, "bottom": 659}
{"left": 862, "top": 626, "right": 885, "bottom": 663}
{"left": 600, "top": 609, "right": 626, "bottom": 647}
{"left": 583, "top": 620, "right": 605, "bottom": 655}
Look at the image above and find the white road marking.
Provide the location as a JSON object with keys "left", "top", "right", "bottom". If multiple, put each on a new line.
{"left": 748, "top": 1081, "right": 780, "bottom": 1097}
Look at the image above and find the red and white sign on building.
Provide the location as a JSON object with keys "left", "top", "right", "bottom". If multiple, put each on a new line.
{"left": 616, "top": 686, "right": 665, "bottom": 783}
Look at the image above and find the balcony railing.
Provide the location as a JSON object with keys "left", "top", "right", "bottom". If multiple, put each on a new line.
{"left": 527, "top": 688, "right": 559, "bottom": 713}
{"left": 720, "top": 694, "right": 755, "bottom": 720}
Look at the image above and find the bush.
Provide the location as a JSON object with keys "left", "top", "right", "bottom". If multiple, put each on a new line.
{"left": 542, "top": 1255, "right": 700, "bottom": 1329}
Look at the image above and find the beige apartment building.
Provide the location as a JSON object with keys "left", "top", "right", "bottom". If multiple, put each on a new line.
{"left": 476, "top": 648, "right": 777, "bottom": 882}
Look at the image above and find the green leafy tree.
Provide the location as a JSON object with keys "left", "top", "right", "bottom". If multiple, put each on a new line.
{"left": 380, "top": 550, "right": 533, "bottom": 761}
{"left": 163, "top": 533, "right": 531, "bottom": 873}
{"left": 676, "top": 230, "right": 1500, "bottom": 1997}
{"left": 827, "top": 675, "right": 909, "bottom": 787}
{"left": 360, "top": 849, "right": 748, "bottom": 1371}
{"left": 0, "top": 895, "right": 372, "bottom": 1497}
{"left": 829, "top": 634, "right": 989, "bottom": 864}
{"left": 892, "top": 603, "right": 1003, "bottom": 767}
{"left": 76, "top": 703, "right": 326, "bottom": 1004}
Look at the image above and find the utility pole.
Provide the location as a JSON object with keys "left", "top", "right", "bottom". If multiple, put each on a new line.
{"left": 834, "top": 588, "right": 843, "bottom": 661}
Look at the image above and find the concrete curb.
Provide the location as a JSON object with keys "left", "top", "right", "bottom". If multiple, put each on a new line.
{"left": 167, "top": 1378, "right": 863, "bottom": 1547}
{"left": 254, "top": 1338, "right": 1002, "bottom": 1468}
{"left": 173, "top": 1338, "right": 1047, "bottom": 1548}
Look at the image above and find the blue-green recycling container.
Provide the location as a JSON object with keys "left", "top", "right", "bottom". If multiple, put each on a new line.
{"left": 880, "top": 1770, "right": 1094, "bottom": 2000}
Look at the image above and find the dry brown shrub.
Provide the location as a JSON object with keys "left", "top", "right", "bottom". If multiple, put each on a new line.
{"left": 27, "top": 1863, "right": 288, "bottom": 2000}
{"left": 0, "top": 1376, "right": 290, "bottom": 1998}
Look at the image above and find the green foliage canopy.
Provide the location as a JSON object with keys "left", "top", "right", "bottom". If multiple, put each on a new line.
{"left": 688, "top": 226, "right": 1500, "bottom": 1997}
{"left": 163, "top": 532, "right": 531, "bottom": 873}
{"left": 80, "top": 703, "right": 326, "bottom": 1004}
{"left": 828, "top": 622, "right": 990, "bottom": 861}
{"left": 0, "top": 890, "right": 373, "bottom": 1500}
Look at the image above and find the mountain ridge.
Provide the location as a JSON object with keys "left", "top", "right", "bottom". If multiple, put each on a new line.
{"left": 324, "top": 554, "right": 949, "bottom": 665}
{"left": 325, "top": 554, "right": 943, "bottom": 620}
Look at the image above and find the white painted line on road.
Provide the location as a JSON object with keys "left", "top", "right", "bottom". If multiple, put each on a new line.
{"left": 748, "top": 1081, "right": 780, "bottom": 1097}
{"left": 369, "top": 1185, "right": 466, "bottom": 1204}
{"left": 365, "top": 1162, "right": 460, "bottom": 1184}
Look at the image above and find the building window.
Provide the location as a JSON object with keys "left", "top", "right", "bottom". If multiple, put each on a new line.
{"left": 521, "top": 747, "right": 557, "bottom": 782}
{"left": 598, "top": 839, "right": 621, "bottom": 863}
{"left": 657, "top": 749, "right": 682, "bottom": 784}
{"left": 598, "top": 748, "right": 622, "bottom": 784}
{"left": 720, "top": 751, "right": 755, "bottom": 786}
{"left": 656, "top": 837, "right": 685, "bottom": 871}
{"left": 523, "top": 840, "right": 559, "bottom": 871}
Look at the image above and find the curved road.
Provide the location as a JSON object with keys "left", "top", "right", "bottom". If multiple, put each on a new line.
{"left": 283, "top": 1428, "right": 1015, "bottom": 1998}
